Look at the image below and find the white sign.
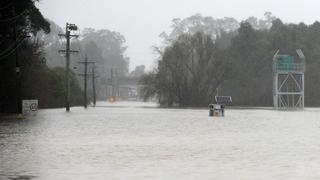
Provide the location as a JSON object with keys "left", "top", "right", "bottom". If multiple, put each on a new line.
{"left": 214, "top": 104, "right": 221, "bottom": 109}
{"left": 22, "top": 100, "right": 38, "bottom": 116}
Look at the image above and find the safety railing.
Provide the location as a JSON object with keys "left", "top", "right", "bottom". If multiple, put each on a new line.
{"left": 273, "top": 63, "right": 305, "bottom": 72}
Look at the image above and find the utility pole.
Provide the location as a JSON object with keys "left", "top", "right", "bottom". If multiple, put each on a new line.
{"left": 13, "top": 8, "right": 21, "bottom": 114}
{"left": 0, "top": 4, "right": 29, "bottom": 114}
{"left": 12, "top": 7, "right": 29, "bottom": 114}
{"left": 92, "top": 66, "right": 96, "bottom": 106}
{"left": 110, "top": 68, "right": 114, "bottom": 97}
{"left": 0, "top": 6, "right": 30, "bottom": 114}
{"left": 81, "top": 55, "right": 88, "bottom": 108}
{"left": 110, "top": 68, "right": 119, "bottom": 97}
{"left": 59, "top": 23, "right": 78, "bottom": 112}
{"left": 78, "top": 55, "right": 95, "bottom": 108}
{"left": 84, "top": 56, "right": 88, "bottom": 108}
{"left": 107, "top": 68, "right": 119, "bottom": 102}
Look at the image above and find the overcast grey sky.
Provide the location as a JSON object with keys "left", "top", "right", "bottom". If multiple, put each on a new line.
{"left": 37, "top": 0, "right": 320, "bottom": 71}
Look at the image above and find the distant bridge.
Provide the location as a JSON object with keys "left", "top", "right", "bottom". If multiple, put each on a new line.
{"left": 105, "top": 77, "right": 146, "bottom": 100}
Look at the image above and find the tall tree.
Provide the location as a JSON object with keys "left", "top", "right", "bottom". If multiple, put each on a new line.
{"left": 81, "top": 28, "right": 129, "bottom": 77}
{"left": 146, "top": 16, "right": 320, "bottom": 107}
{"left": 0, "top": 0, "right": 51, "bottom": 113}
{"left": 143, "top": 32, "right": 229, "bottom": 107}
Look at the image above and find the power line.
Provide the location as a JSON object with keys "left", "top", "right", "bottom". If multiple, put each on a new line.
{"left": 58, "top": 23, "right": 79, "bottom": 112}
{"left": 79, "top": 66, "right": 99, "bottom": 107}
{"left": 0, "top": 2, "right": 12, "bottom": 10}
{"left": 0, "top": 34, "right": 25, "bottom": 56}
{"left": 0, "top": 10, "right": 27, "bottom": 22}
{"left": 0, "top": 3, "right": 30, "bottom": 114}
{"left": 78, "top": 55, "right": 96, "bottom": 108}
{"left": 0, "top": 37, "right": 26, "bottom": 60}
{"left": 91, "top": 66, "right": 98, "bottom": 106}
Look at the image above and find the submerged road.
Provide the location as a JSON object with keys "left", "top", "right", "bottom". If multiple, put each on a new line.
{"left": 0, "top": 101, "right": 320, "bottom": 180}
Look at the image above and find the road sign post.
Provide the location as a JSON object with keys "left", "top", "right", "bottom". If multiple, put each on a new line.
{"left": 22, "top": 99, "right": 38, "bottom": 116}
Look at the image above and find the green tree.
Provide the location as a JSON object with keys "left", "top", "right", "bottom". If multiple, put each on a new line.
{"left": 81, "top": 29, "right": 129, "bottom": 77}
{"left": 148, "top": 17, "right": 320, "bottom": 107}
{"left": 19, "top": 40, "right": 83, "bottom": 108}
{"left": 143, "top": 32, "right": 229, "bottom": 107}
{"left": 0, "top": 0, "right": 51, "bottom": 113}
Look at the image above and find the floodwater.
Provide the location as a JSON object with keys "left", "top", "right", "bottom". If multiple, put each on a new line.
{"left": 1, "top": 102, "right": 320, "bottom": 180}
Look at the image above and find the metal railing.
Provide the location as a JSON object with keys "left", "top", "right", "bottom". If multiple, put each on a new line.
{"left": 273, "top": 63, "right": 305, "bottom": 72}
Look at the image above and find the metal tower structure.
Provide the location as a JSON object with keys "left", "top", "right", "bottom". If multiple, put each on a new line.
{"left": 273, "top": 49, "right": 306, "bottom": 109}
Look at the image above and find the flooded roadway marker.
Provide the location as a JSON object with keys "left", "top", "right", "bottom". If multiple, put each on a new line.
{"left": 209, "top": 96, "right": 232, "bottom": 117}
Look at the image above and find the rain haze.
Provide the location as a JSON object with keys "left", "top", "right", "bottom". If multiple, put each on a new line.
{"left": 2, "top": 0, "right": 320, "bottom": 179}
{"left": 37, "top": 0, "right": 320, "bottom": 70}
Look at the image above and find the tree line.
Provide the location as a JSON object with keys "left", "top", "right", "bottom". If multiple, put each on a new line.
{"left": 0, "top": 1, "right": 91, "bottom": 112}
{"left": 37, "top": 23, "right": 132, "bottom": 101}
{"left": 143, "top": 15, "right": 320, "bottom": 107}
{"left": 0, "top": 0, "right": 134, "bottom": 113}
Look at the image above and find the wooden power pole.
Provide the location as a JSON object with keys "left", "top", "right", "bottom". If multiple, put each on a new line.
{"left": 58, "top": 23, "right": 78, "bottom": 112}
{"left": 92, "top": 66, "right": 97, "bottom": 106}
{"left": 78, "top": 55, "right": 95, "bottom": 108}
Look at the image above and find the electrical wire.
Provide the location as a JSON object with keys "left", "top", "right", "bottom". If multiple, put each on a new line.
{"left": 0, "top": 38, "right": 26, "bottom": 60}
{"left": 0, "top": 34, "right": 24, "bottom": 56}
{"left": 0, "top": 2, "right": 12, "bottom": 10}
{"left": 0, "top": 38, "right": 6, "bottom": 45}
{"left": 0, "top": 10, "right": 27, "bottom": 22}
{"left": 0, "top": 39, "right": 25, "bottom": 60}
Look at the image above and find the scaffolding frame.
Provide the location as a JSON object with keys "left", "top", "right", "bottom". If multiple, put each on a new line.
{"left": 273, "top": 50, "right": 305, "bottom": 110}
